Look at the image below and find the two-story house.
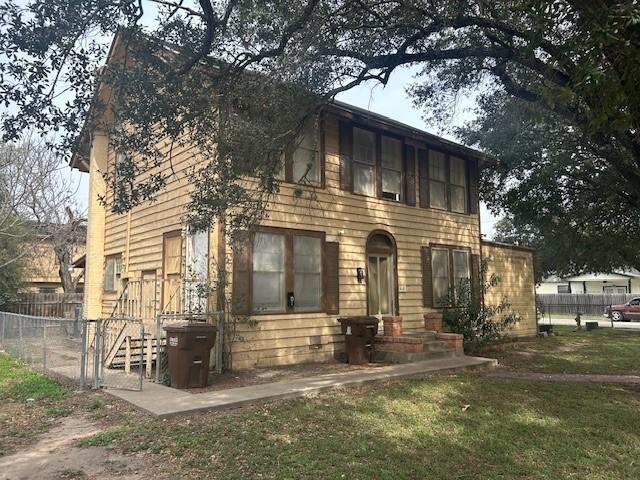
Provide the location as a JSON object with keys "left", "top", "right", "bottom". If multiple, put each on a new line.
{"left": 71, "top": 36, "right": 537, "bottom": 370}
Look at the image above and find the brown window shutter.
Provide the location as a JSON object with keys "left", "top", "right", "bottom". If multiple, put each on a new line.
{"left": 324, "top": 241, "right": 340, "bottom": 314}
{"left": 470, "top": 253, "right": 481, "bottom": 304}
{"left": 232, "top": 235, "right": 251, "bottom": 315}
{"left": 338, "top": 121, "right": 353, "bottom": 191}
{"left": 404, "top": 144, "right": 416, "bottom": 206}
{"left": 418, "top": 148, "right": 429, "bottom": 208}
{"left": 421, "top": 246, "right": 433, "bottom": 307}
{"left": 468, "top": 159, "right": 479, "bottom": 214}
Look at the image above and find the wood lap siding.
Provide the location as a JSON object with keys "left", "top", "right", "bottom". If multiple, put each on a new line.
{"left": 324, "top": 242, "right": 340, "bottom": 314}
{"left": 481, "top": 242, "right": 537, "bottom": 337}
{"left": 99, "top": 111, "right": 483, "bottom": 369}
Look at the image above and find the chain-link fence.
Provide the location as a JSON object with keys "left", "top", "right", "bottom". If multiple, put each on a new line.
{"left": 93, "top": 317, "right": 145, "bottom": 391}
{"left": 0, "top": 311, "right": 92, "bottom": 388}
{"left": 154, "top": 312, "right": 223, "bottom": 384}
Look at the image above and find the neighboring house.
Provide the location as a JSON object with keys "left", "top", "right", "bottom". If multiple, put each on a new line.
{"left": 71, "top": 36, "right": 537, "bottom": 369}
{"left": 21, "top": 226, "right": 86, "bottom": 294}
{"left": 537, "top": 271, "right": 640, "bottom": 295}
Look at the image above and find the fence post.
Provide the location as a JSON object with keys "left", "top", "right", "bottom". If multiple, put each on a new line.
{"left": 93, "top": 319, "right": 101, "bottom": 389}
{"left": 155, "top": 314, "right": 162, "bottom": 383}
{"left": 42, "top": 318, "right": 47, "bottom": 373}
{"left": 216, "top": 312, "right": 224, "bottom": 374}
{"left": 0, "top": 312, "right": 5, "bottom": 347}
{"left": 79, "top": 319, "right": 88, "bottom": 390}
{"left": 19, "top": 315, "right": 23, "bottom": 358}
{"left": 139, "top": 323, "right": 144, "bottom": 391}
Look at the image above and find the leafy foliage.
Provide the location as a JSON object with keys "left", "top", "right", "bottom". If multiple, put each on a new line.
{"left": 463, "top": 93, "right": 640, "bottom": 276}
{"left": 1, "top": 1, "right": 638, "bottom": 248}
{"left": 443, "top": 262, "right": 519, "bottom": 353}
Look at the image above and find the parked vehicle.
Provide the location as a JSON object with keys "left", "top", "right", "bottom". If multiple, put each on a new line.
{"left": 605, "top": 297, "right": 640, "bottom": 321}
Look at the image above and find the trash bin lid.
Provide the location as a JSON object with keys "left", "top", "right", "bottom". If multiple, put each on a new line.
{"left": 163, "top": 322, "right": 217, "bottom": 333}
{"left": 337, "top": 316, "right": 379, "bottom": 325}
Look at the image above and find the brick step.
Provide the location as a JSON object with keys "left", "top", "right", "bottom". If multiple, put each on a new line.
{"left": 374, "top": 348, "right": 459, "bottom": 364}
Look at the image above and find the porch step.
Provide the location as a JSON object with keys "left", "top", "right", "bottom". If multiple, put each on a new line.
{"left": 373, "top": 331, "right": 464, "bottom": 364}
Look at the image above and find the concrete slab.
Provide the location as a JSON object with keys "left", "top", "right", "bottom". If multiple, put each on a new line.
{"left": 105, "top": 355, "right": 497, "bottom": 418}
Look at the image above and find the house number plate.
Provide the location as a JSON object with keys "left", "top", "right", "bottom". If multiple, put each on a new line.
{"left": 169, "top": 337, "right": 178, "bottom": 347}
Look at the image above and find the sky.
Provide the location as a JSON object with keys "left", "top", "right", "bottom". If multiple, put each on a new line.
{"left": 67, "top": 64, "right": 501, "bottom": 238}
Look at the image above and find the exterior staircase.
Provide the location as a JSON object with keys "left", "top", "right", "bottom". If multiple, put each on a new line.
{"left": 373, "top": 314, "right": 465, "bottom": 364}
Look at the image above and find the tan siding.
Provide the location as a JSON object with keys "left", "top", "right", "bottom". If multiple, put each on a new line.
{"left": 481, "top": 242, "right": 537, "bottom": 337}
{"left": 97, "top": 112, "right": 483, "bottom": 369}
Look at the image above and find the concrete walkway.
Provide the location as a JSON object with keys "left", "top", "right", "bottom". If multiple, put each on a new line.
{"left": 106, "top": 355, "right": 496, "bottom": 417}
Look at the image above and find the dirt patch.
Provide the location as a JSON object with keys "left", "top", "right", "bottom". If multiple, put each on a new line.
{"left": 0, "top": 415, "right": 167, "bottom": 480}
{"left": 188, "top": 360, "right": 391, "bottom": 393}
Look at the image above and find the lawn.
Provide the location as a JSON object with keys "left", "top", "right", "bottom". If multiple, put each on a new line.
{"left": 3, "top": 330, "right": 640, "bottom": 479}
{"left": 488, "top": 326, "right": 640, "bottom": 375}
{"left": 83, "top": 375, "right": 640, "bottom": 479}
{"left": 0, "top": 353, "right": 71, "bottom": 456}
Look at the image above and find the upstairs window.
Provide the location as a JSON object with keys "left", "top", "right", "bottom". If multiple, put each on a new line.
{"left": 280, "top": 122, "right": 322, "bottom": 187}
{"left": 292, "top": 129, "right": 320, "bottom": 185}
{"left": 381, "top": 136, "right": 402, "bottom": 201}
{"left": 353, "top": 127, "right": 376, "bottom": 196}
{"left": 104, "top": 254, "right": 122, "bottom": 292}
{"left": 450, "top": 156, "right": 467, "bottom": 213}
{"left": 429, "top": 151, "right": 447, "bottom": 210}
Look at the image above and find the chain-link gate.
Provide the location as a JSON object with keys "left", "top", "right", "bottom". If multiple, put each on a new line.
{"left": 90, "top": 317, "right": 145, "bottom": 391}
{"left": 154, "top": 312, "right": 223, "bottom": 385}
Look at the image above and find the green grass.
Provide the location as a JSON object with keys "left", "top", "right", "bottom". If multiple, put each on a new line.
{"left": 82, "top": 375, "right": 640, "bottom": 479}
{"left": 0, "top": 353, "right": 67, "bottom": 401}
{"left": 489, "top": 326, "right": 640, "bottom": 375}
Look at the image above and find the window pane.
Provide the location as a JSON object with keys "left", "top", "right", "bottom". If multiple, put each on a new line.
{"left": 381, "top": 136, "right": 402, "bottom": 170}
{"left": 253, "top": 233, "right": 285, "bottom": 311}
{"left": 294, "top": 235, "right": 322, "bottom": 309}
{"left": 382, "top": 170, "right": 401, "bottom": 200}
{"left": 368, "top": 256, "right": 379, "bottom": 315}
{"left": 450, "top": 156, "right": 466, "bottom": 186}
{"left": 379, "top": 256, "right": 390, "bottom": 314}
{"left": 432, "top": 249, "right": 450, "bottom": 306}
{"left": 294, "top": 236, "right": 321, "bottom": 272}
{"left": 430, "top": 181, "right": 447, "bottom": 209}
{"left": 354, "top": 163, "right": 375, "bottom": 196}
{"left": 453, "top": 250, "right": 469, "bottom": 281}
{"left": 292, "top": 131, "right": 319, "bottom": 184}
{"left": 429, "top": 151, "right": 446, "bottom": 181}
{"left": 450, "top": 185, "right": 466, "bottom": 213}
{"left": 104, "top": 258, "right": 115, "bottom": 290}
{"left": 453, "top": 250, "right": 469, "bottom": 302}
{"left": 253, "top": 272, "right": 285, "bottom": 311}
{"left": 295, "top": 273, "right": 321, "bottom": 309}
{"left": 353, "top": 128, "right": 375, "bottom": 165}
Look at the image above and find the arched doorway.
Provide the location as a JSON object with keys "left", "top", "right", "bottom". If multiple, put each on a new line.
{"left": 366, "top": 230, "right": 398, "bottom": 317}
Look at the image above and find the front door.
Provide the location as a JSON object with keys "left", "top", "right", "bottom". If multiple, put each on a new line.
{"left": 368, "top": 254, "right": 394, "bottom": 317}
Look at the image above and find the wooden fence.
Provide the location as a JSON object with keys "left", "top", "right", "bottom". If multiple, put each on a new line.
{"left": 1, "top": 293, "right": 83, "bottom": 319}
{"left": 536, "top": 293, "right": 637, "bottom": 316}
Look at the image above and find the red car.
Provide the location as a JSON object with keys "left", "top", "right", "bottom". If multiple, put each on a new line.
{"left": 607, "top": 297, "right": 640, "bottom": 321}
